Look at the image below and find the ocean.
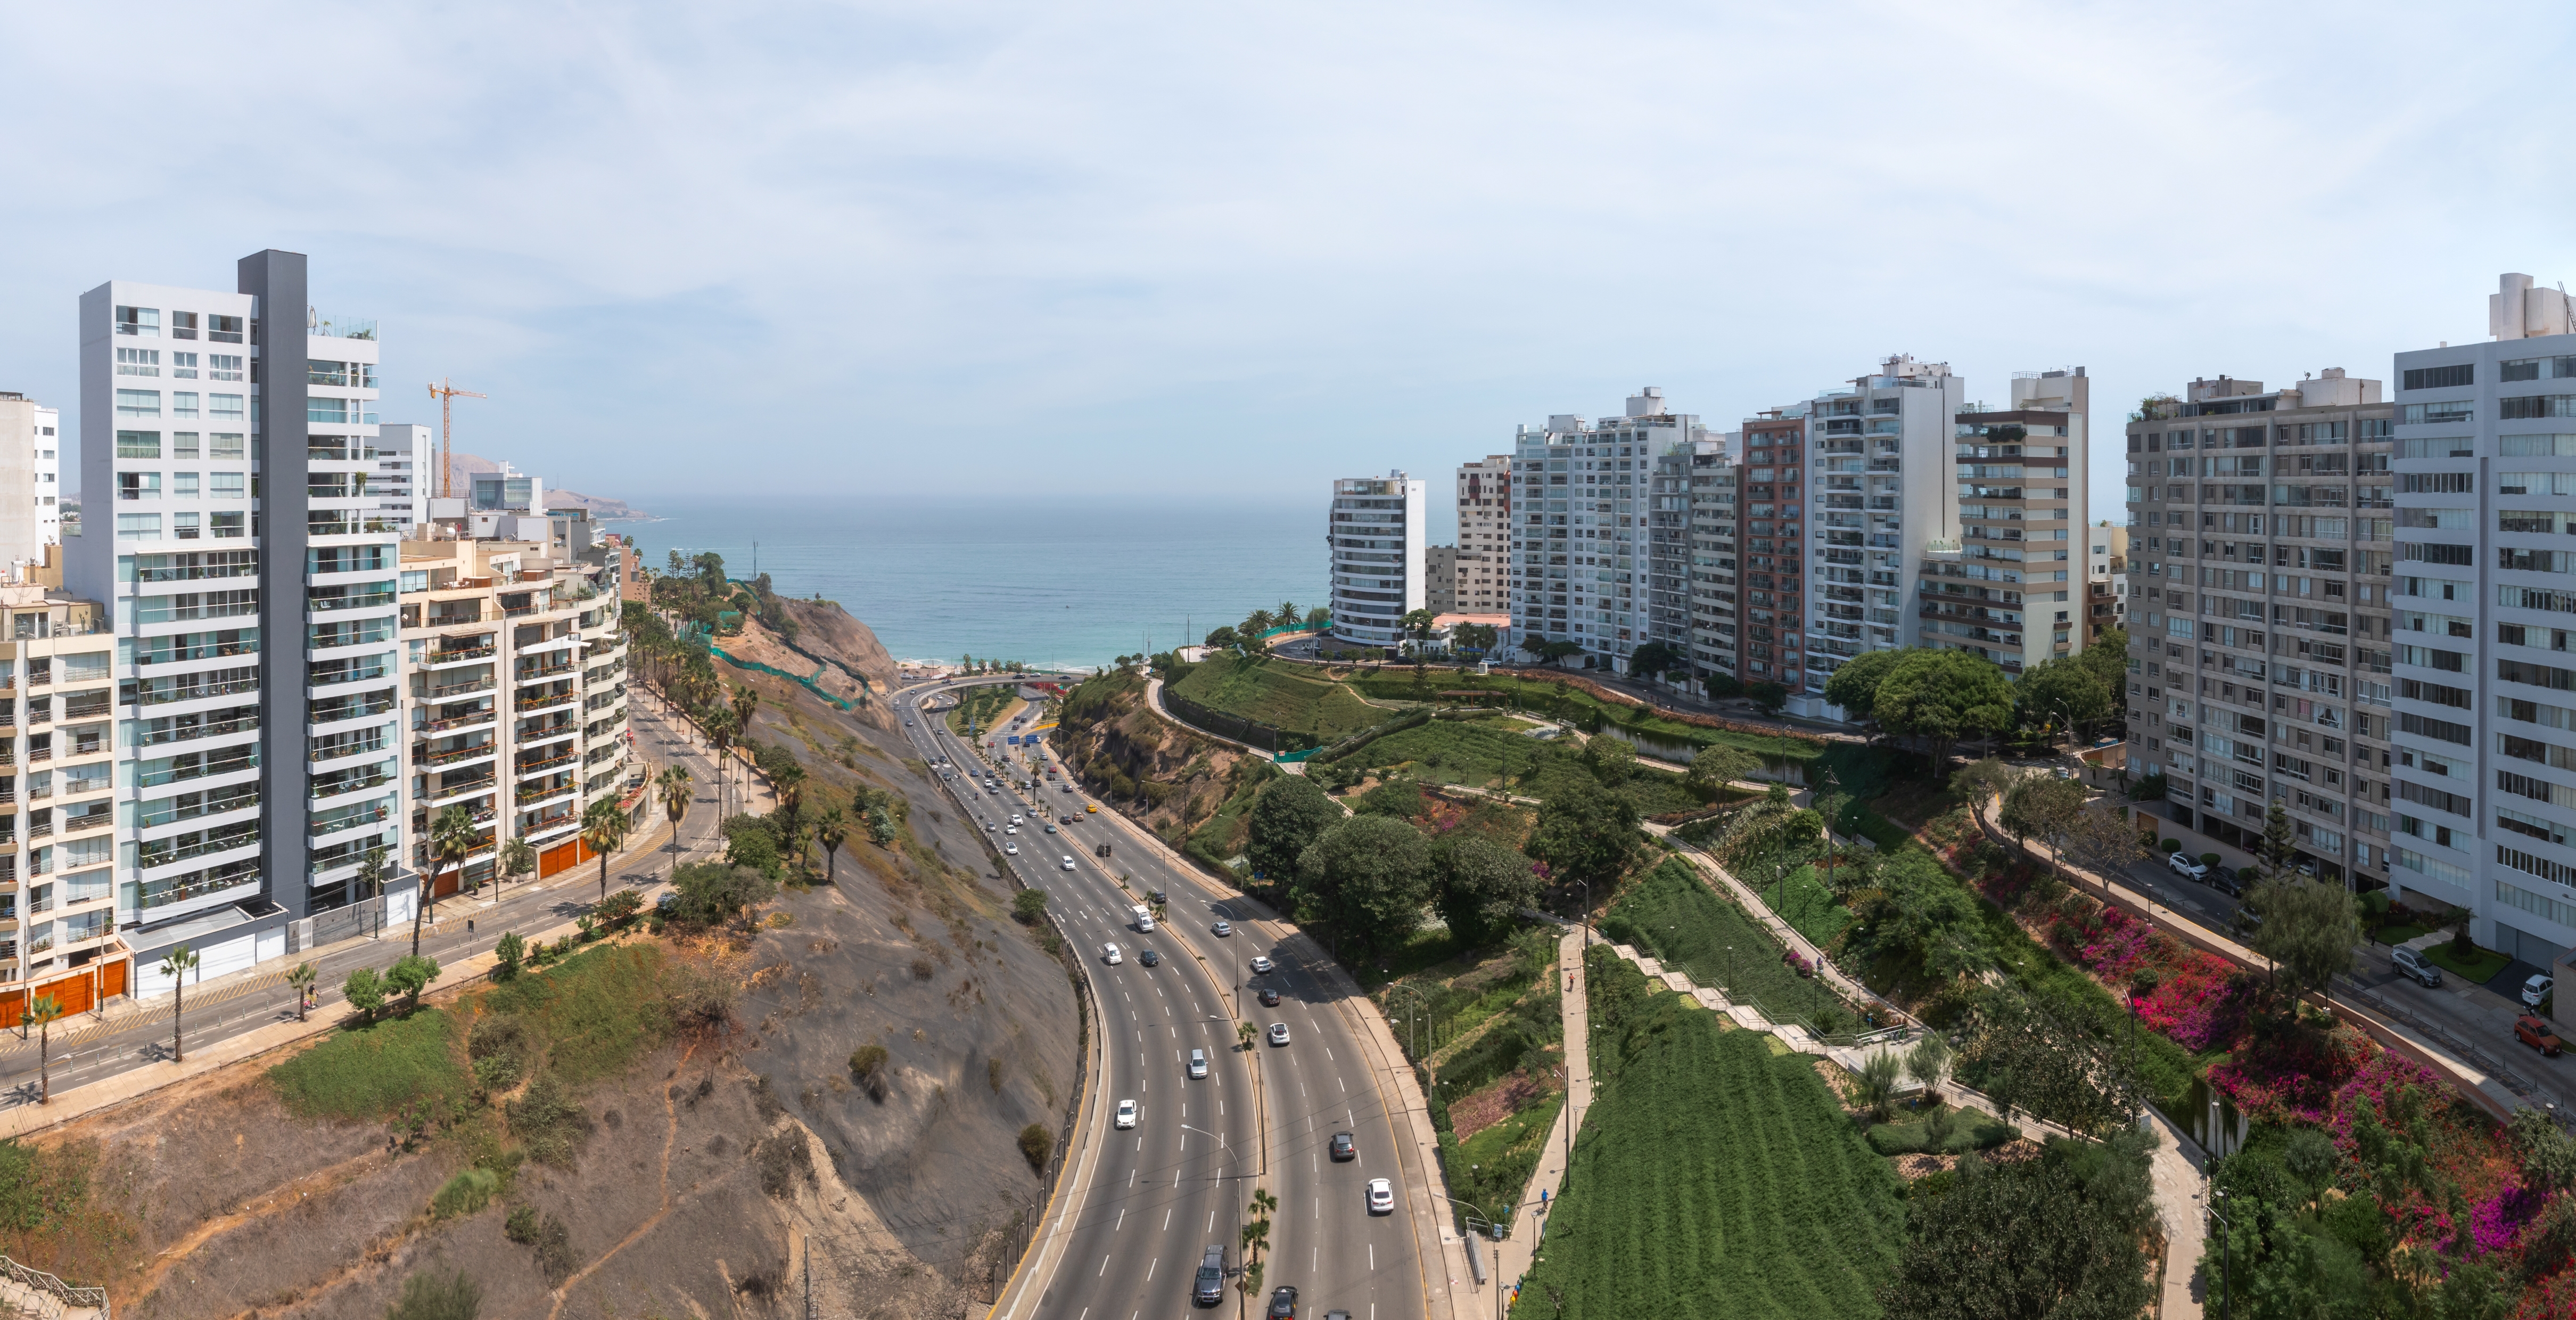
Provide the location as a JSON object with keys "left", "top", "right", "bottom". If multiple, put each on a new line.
{"left": 618, "top": 496, "right": 1328, "bottom": 672}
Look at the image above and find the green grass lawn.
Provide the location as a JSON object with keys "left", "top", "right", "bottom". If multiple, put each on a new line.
{"left": 1167, "top": 655, "right": 1382, "bottom": 741}
{"left": 2424, "top": 940, "right": 2513, "bottom": 984}
{"left": 1599, "top": 857, "right": 1853, "bottom": 1032}
{"left": 1342, "top": 716, "right": 1542, "bottom": 788}
{"left": 2371, "top": 924, "right": 2429, "bottom": 946}
{"left": 1514, "top": 956, "right": 1903, "bottom": 1317}
{"left": 269, "top": 1007, "right": 467, "bottom": 1121}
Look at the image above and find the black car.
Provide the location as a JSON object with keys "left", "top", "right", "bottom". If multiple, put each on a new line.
{"left": 2207, "top": 865, "right": 2244, "bottom": 897}
{"left": 1140, "top": 948, "right": 1161, "bottom": 967}
{"left": 1267, "top": 1286, "right": 1298, "bottom": 1318}
{"left": 1329, "top": 1132, "right": 1355, "bottom": 1161}
{"left": 1259, "top": 988, "right": 1282, "bottom": 1007}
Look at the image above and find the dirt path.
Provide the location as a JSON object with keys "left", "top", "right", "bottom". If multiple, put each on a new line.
{"left": 545, "top": 1040, "right": 698, "bottom": 1316}
{"left": 131, "top": 1146, "right": 396, "bottom": 1303}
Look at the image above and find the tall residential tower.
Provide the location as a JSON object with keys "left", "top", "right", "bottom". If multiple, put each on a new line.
{"left": 1326, "top": 471, "right": 1426, "bottom": 650}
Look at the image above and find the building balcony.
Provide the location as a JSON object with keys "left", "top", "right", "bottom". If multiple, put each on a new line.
{"left": 413, "top": 741, "right": 497, "bottom": 769}
{"left": 414, "top": 707, "right": 497, "bottom": 736}
{"left": 426, "top": 643, "right": 496, "bottom": 667}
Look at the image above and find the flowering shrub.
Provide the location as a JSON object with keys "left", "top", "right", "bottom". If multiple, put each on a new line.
{"left": 2046, "top": 905, "right": 2252, "bottom": 1052}
{"left": 2473, "top": 1185, "right": 2545, "bottom": 1256}
{"left": 1783, "top": 949, "right": 1814, "bottom": 978}
{"left": 2209, "top": 1019, "right": 2371, "bottom": 1125}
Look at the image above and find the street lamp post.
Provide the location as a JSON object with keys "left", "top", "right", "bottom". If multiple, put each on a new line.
{"left": 2203, "top": 1187, "right": 2232, "bottom": 1320}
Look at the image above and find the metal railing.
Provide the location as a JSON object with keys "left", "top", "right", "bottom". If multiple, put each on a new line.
{"left": 0, "top": 1253, "right": 109, "bottom": 1319}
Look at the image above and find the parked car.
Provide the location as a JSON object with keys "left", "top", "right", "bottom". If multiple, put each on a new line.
{"left": 1329, "top": 1132, "right": 1355, "bottom": 1161}
{"left": 2207, "top": 865, "right": 2244, "bottom": 897}
{"left": 1367, "top": 1178, "right": 1395, "bottom": 1215}
{"left": 1115, "top": 1098, "right": 1138, "bottom": 1129}
{"left": 2166, "top": 851, "right": 2209, "bottom": 881}
{"left": 1268, "top": 1022, "right": 1291, "bottom": 1046}
{"left": 2526, "top": 974, "right": 2556, "bottom": 1007}
{"left": 2520, "top": 1015, "right": 2566, "bottom": 1056}
{"left": 2392, "top": 946, "right": 2443, "bottom": 988}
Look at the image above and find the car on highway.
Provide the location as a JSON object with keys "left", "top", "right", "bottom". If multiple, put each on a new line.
{"left": 1005, "top": 842, "right": 1019, "bottom": 855}
{"left": 1061, "top": 856, "right": 1077, "bottom": 871}
{"left": 1250, "top": 955, "right": 1274, "bottom": 973}
{"left": 1010, "top": 814, "right": 1023, "bottom": 825}
{"left": 1329, "top": 1132, "right": 1355, "bottom": 1161}
{"left": 1213, "top": 920, "right": 1233, "bottom": 937}
{"left": 1189, "top": 1048, "right": 1208, "bottom": 1079}
{"left": 1367, "top": 1178, "right": 1394, "bottom": 1215}
{"left": 1324, "top": 1312, "right": 1352, "bottom": 1320}
{"left": 2527, "top": 974, "right": 2556, "bottom": 1007}
{"left": 2520, "top": 1015, "right": 2566, "bottom": 1056}
{"left": 1045, "top": 824, "right": 1057, "bottom": 833}
{"left": 1266, "top": 1286, "right": 1298, "bottom": 1318}
{"left": 1006, "top": 825, "right": 1018, "bottom": 835}
{"left": 1086, "top": 804, "right": 1098, "bottom": 813}
{"left": 1195, "top": 1247, "right": 1227, "bottom": 1307}
{"left": 2166, "top": 851, "right": 2209, "bottom": 881}
{"left": 2393, "top": 946, "right": 2444, "bottom": 987}
{"left": 1140, "top": 948, "right": 1161, "bottom": 967}
{"left": 1268, "top": 1022, "right": 1291, "bottom": 1046}
{"left": 1259, "top": 988, "right": 1282, "bottom": 1007}
{"left": 1102, "top": 944, "right": 1122, "bottom": 965}
{"left": 1116, "top": 1098, "right": 1138, "bottom": 1129}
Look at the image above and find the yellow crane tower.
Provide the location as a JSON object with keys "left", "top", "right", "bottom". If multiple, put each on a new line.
{"left": 425, "top": 378, "right": 487, "bottom": 499}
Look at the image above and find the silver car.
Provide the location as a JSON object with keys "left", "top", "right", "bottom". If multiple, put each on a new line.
{"left": 1267, "top": 1022, "right": 1290, "bottom": 1046}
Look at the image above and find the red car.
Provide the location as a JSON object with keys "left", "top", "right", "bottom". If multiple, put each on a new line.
{"left": 2517, "top": 1015, "right": 2564, "bottom": 1057}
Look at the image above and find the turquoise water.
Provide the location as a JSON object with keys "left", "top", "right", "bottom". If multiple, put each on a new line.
{"left": 621, "top": 496, "right": 1326, "bottom": 671}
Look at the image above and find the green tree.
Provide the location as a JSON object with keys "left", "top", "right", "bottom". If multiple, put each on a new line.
{"left": 1949, "top": 757, "right": 2018, "bottom": 813}
{"left": 1203, "top": 625, "right": 1242, "bottom": 652}
{"left": 159, "top": 944, "right": 200, "bottom": 1062}
{"left": 1625, "top": 641, "right": 1682, "bottom": 682}
{"left": 385, "top": 1267, "right": 481, "bottom": 1320}
{"left": 2014, "top": 653, "right": 2114, "bottom": 743}
{"left": 1434, "top": 834, "right": 1542, "bottom": 946}
{"left": 581, "top": 797, "right": 631, "bottom": 903}
{"left": 1246, "top": 775, "right": 1343, "bottom": 887}
{"left": 286, "top": 961, "right": 318, "bottom": 1022}
{"left": 2258, "top": 797, "right": 2297, "bottom": 879}
{"left": 1878, "top": 1132, "right": 2157, "bottom": 1319}
{"left": 657, "top": 765, "right": 694, "bottom": 864}
{"left": 2244, "top": 877, "right": 2361, "bottom": 1003}
{"left": 1012, "top": 888, "right": 1050, "bottom": 925}
{"left": 1295, "top": 816, "right": 1433, "bottom": 954}
{"left": 1397, "top": 608, "right": 1439, "bottom": 657}
{"left": 671, "top": 861, "right": 779, "bottom": 930}
{"left": 343, "top": 966, "right": 388, "bottom": 1024}
{"left": 1704, "top": 672, "right": 1744, "bottom": 701}
{"left": 1999, "top": 774, "right": 2087, "bottom": 885}
{"left": 1820, "top": 649, "right": 1903, "bottom": 722}
{"left": 423, "top": 802, "right": 482, "bottom": 956}
{"left": 499, "top": 832, "right": 537, "bottom": 890}
{"left": 495, "top": 931, "right": 527, "bottom": 982}
{"left": 1746, "top": 680, "right": 1789, "bottom": 715}
{"left": 385, "top": 954, "right": 441, "bottom": 1012}
{"left": 813, "top": 807, "right": 849, "bottom": 883}
{"left": 1684, "top": 742, "right": 1762, "bottom": 797}
{"left": 1873, "top": 649, "right": 2013, "bottom": 780}
{"left": 22, "top": 995, "right": 63, "bottom": 1105}
{"left": 1584, "top": 735, "right": 1637, "bottom": 786}
{"left": 2064, "top": 800, "right": 2152, "bottom": 900}
{"left": 1527, "top": 781, "right": 1640, "bottom": 887}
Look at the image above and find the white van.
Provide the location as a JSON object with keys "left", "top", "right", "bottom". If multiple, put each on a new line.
{"left": 1132, "top": 904, "right": 1156, "bottom": 932}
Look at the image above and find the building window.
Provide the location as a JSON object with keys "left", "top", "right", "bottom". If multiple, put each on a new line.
{"left": 208, "top": 394, "right": 244, "bottom": 421}
{"left": 114, "top": 389, "right": 160, "bottom": 418}
{"left": 115, "top": 432, "right": 160, "bottom": 459}
{"left": 170, "top": 351, "right": 199, "bottom": 380}
{"left": 207, "top": 315, "right": 244, "bottom": 344}
{"left": 2402, "top": 364, "right": 2474, "bottom": 391}
{"left": 209, "top": 433, "right": 245, "bottom": 460}
{"left": 207, "top": 354, "right": 244, "bottom": 382}
{"left": 210, "top": 512, "right": 245, "bottom": 539}
{"left": 172, "top": 432, "right": 200, "bottom": 460}
{"left": 117, "top": 473, "right": 161, "bottom": 501}
{"left": 173, "top": 513, "right": 200, "bottom": 541}
{"left": 114, "top": 306, "right": 159, "bottom": 337}
{"left": 116, "top": 514, "right": 161, "bottom": 541}
{"left": 210, "top": 473, "right": 244, "bottom": 499}
{"left": 115, "top": 348, "right": 159, "bottom": 377}
{"left": 173, "top": 472, "right": 200, "bottom": 498}
{"left": 171, "top": 392, "right": 199, "bottom": 420}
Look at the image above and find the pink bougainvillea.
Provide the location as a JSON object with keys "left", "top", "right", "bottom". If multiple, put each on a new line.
{"left": 2474, "top": 1185, "right": 2546, "bottom": 1256}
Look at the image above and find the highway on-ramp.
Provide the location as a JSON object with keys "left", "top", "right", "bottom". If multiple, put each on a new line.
{"left": 893, "top": 678, "right": 1433, "bottom": 1320}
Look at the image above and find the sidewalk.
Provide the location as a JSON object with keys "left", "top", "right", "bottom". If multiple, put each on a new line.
{"left": 1492, "top": 927, "right": 1590, "bottom": 1305}
{"left": 1647, "top": 823, "right": 1916, "bottom": 1030}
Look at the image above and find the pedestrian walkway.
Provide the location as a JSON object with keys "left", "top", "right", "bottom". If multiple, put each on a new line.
{"left": 1645, "top": 822, "right": 1916, "bottom": 1030}
{"left": 1491, "top": 927, "right": 1590, "bottom": 1301}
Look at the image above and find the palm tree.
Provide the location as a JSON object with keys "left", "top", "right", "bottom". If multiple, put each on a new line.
{"left": 771, "top": 760, "right": 809, "bottom": 837}
{"left": 286, "top": 961, "right": 317, "bottom": 1022}
{"left": 419, "top": 804, "right": 481, "bottom": 956}
{"left": 500, "top": 832, "right": 537, "bottom": 889}
{"left": 581, "top": 797, "right": 631, "bottom": 903}
{"left": 658, "top": 765, "right": 693, "bottom": 863}
{"left": 160, "top": 945, "right": 200, "bottom": 1062}
{"left": 814, "top": 807, "right": 849, "bottom": 884}
{"left": 1277, "top": 601, "right": 1297, "bottom": 630}
{"left": 23, "top": 994, "right": 63, "bottom": 1104}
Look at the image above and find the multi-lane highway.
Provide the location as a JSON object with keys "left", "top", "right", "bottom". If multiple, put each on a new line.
{"left": 893, "top": 678, "right": 1431, "bottom": 1320}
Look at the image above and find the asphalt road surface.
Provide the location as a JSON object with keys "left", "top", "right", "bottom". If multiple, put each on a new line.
{"left": 896, "top": 681, "right": 1428, "bottom": 1320}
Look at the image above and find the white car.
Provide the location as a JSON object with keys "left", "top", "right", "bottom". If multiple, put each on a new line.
{"left": 2166, "top": 851, "right": 2208, "bottom": 881}
{"left": 1250, "top": 955, "right": 1274, "bottom": 974}
{"left": 1102, "top": 943, "right": 1122, "bottom": 965}
{"left": 1116, "top": 1098, "right": 1138, "bottom": 1130}
{"left": 1062, "top": 857, "right": 1077, "bottom": 871}
{"left": 1267, "top": 1022, "right": 1291, "bottom": 1046}
{"left": 1367, "top": 1178, "right": 1394, "bottom": 1215}
{"left": 1005, "top": 842, "right": 1019, "bottom": 855}
{"left": 1011, "top": 814, "right": 1024, "bottom": 825}
{"left": 2528, "top": 974, "right": 2557, "bottom": 1007}
{"left": 1213, "top": 920, "right": 1233, "bottom": 937}
{"left": 1006, "top": 825, "right": 1018, "bottom": 835}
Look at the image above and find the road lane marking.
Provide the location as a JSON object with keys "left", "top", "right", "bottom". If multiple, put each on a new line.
{"left": 1098, "top": 1256, "right": 1110, "bottom": 1276}
{"left": 1163, "top": 1208, "right": 1172, "bottom": 1231}
{"left": 1146, "top": 1258, "right": 1157, "bottom": 1281}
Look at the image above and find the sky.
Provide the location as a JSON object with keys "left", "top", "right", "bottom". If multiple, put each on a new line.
{"left": 3, "top": 1, "right": 2573, "bottom": 540}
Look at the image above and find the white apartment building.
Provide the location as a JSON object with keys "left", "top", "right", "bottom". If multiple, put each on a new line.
{"left": 72, "top": 252, "right": 408, "bottom": 979}
{"left": 1648, "top": 436, "right": 1722, "bottom": 670}
{"left": 1919, "top": 368, "right": 2092, "bottom": 677}
{"left": 399, "top": 529, "right": 631, "bottom": 894}
{"left": 1687, "top": 448, "right": 1740, "bottom": 682}
{"left": 0, "top": 584, "right": 125, "bottom": 1022}
{"left": 2086, "top": 522, "right": 2130, "bottom": 645}
{"left": 1327, "top": 471, "right": 1425, "bottom": 649}
{"left": 2382, "top": 272, "right": 2576, "bottom": 966}
{"left": 1509, "top": 388, "right": 1718, "bottom": 671}
{"left": 374, "top": 423, "right": 429, "bottom": 534}
{"left": 1453, "top": 456, "right": 1512, "bottom": 614}
{"left": 1795, "top": 356, "right": 1965, "bottom": 717}
{"left": 0, "top": 395, "right": 64, "bottom": 572}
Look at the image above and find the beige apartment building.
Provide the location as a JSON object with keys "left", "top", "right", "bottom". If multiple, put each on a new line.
{"left": 1924, "top": 370, "right": 2092, "bottom": 676}
{"left": 1454, "top": 456, "right": 1511, "bottom": 614}
{"left": 0, "top": 567, "right": 121, "bottom": 1023}
{"left": 2125, "top": 368, "right": 2396, "bottom": 886}
{"left": 1688, "top": 450, "right": 1740, "bottom": 682}
{"left": 399, "top": 533, "right": 631, "bottom": 894}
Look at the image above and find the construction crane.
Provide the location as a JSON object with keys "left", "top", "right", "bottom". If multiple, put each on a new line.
{"left": 425, "top": 378, "right": 487, "bottom": 499}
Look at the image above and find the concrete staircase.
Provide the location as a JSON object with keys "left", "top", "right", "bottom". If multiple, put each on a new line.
{"left": 0, "top": 1257, "right": 107, "bottom": 1320}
